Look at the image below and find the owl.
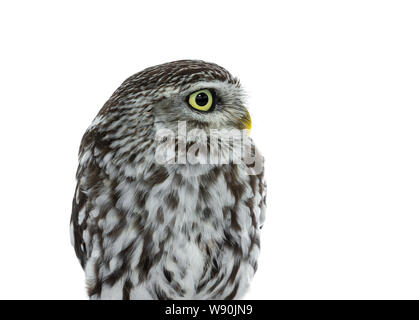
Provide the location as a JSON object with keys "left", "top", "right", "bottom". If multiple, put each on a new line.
{"left": 70, "top": 60, "right": 266, "bottom": 300}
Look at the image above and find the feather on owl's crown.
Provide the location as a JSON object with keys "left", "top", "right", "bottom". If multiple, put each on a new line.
{"left": 124, "top": 59, "right": 239, "bottom": 91}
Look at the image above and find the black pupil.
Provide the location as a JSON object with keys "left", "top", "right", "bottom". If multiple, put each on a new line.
{"left": 195, "top": 92, "right": 209, "bottom": 106}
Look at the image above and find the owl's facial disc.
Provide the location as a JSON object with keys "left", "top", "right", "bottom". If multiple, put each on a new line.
{"left": 153, "top": 80, "right": 251, "bottom": 135}
{"left": 186, "top": 89, "right": 251, "bottom": 133}
{"left": 183, "top": 82, "right": 251, "bottom": 133}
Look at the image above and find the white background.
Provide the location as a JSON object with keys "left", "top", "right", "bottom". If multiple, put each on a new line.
{"left": 0, "top": 0, "right": 418, "bottom": 299}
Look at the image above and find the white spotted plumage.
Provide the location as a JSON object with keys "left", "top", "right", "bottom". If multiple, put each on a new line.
{"left": 70, "top": 60, "right": 266, "bottom": 299}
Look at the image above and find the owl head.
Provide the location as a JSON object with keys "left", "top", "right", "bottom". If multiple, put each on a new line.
{"left": 99, "top": 60, "right": 249, "bottom": 127}
{"left": 86, "top": 60, "right": 253, "bottom": 169}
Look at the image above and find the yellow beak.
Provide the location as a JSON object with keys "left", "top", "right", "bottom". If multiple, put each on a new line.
{"left": 241, "top": 109, "right": 252, "bottom": 135}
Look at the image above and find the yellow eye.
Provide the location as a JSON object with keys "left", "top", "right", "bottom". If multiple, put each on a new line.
{"left": 188, "top": 89, "right": 213, "bottom": 112}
